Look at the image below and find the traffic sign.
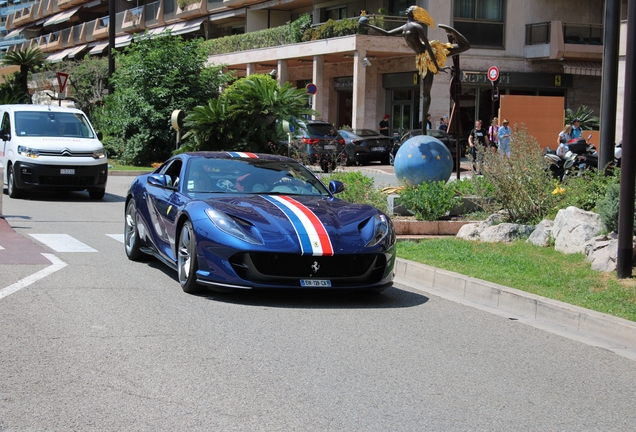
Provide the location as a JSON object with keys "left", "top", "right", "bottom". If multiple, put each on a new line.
{"left": 306, "top": 83, "right": 317, "bottom": 95}
{"left": 487, "top": 66, "right": 499, "bottom": 82}
{"left": 56, "top": 72, "right": 69, "bottom": 92}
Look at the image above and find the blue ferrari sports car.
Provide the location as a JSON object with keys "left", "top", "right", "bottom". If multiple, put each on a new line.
{"left": 124, "top": 152, "right": 396, "bottom": 294}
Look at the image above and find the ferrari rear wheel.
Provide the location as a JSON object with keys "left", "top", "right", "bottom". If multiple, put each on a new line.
{"left": 178, "top": 221, "right": 201, "bottom": 294}
{"left": 124, "top": 199, "right": 144, "bottom": 261}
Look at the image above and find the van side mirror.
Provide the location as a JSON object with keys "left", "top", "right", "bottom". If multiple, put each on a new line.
{"left": 96, "top": 131, "right": 103, "bottom": 140}
{"left": 0, "top": 132, "right": 9, "bottom": 141}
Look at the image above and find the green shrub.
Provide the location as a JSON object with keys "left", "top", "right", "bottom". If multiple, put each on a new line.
{"left": 552, "top": 169, "right": 620, "bottom": 216}
{"left": 597, "top": 183, "right": 636, "bottom": 234}
{"left": 323, "top": 171, "right": 388, "bottom": 213}
{"left": 301, "top": 18, "right": 359, "bottom": 42}
{"left": 450, "top": 176, "right": 496, "bottom": 198}
{"left": 398, "top": 181, "right": 460, "bottom": 221}
{"left": 479, "top": 126, "right": 556, "bottom": 224}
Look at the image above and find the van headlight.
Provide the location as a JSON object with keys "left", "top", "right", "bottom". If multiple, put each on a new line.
{"left": 17, "top": 146, "right": 39, "bottom": 158}
{"left": 92, "top": 149, "right": 106, "bottom": 159}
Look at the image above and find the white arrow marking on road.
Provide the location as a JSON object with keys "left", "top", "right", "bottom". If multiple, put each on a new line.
{"left": 0, "top": 254, "right": 67, "bottom": 300}
{"left": 29, "top": 234, "right": 97, "bottom": 252}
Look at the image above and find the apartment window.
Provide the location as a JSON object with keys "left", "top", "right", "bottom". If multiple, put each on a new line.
{"left": 325, "top": 6, "right": 347, "bottom": 21}
{"left": 389, "top": 0, "right": 416, "bottom": 17}
{"left": 453, "top": 0, "right": 505, "bottom": 48}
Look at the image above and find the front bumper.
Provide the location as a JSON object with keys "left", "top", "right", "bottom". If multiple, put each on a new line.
{"left": 13, "top": 161, "right": 108, "bottom": 191}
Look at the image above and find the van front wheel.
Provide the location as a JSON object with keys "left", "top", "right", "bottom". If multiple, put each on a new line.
{"left": 89, "top": 188, "right": 105, "bottom": 200}
{"left": 7, "top": 165, "right": 23, "bottom": 199}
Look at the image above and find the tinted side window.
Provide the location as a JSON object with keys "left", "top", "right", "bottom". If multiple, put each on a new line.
{"left": 1, "top": 112, "right": 10, "bottom": 137}
{"left": 306, "top": 124, "right": 338, "bottom": 137}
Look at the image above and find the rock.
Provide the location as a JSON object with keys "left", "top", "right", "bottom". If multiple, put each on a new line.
{"left": 527, "top": 219, "right": 553, "bottom": 247}
{"left": 480, "top": 223, "right": 535, "bottom": 243}
{"left": 456, "top": 223, "right": 482, "bottom": 241}
{"left": 584, "top": 234, "right": 636, "bottom": 272}
{"left": 552, "top": 206, "right": 603, "bottom": 254}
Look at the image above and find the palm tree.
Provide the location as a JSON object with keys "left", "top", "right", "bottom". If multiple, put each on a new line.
{"left": 2, "top": 47, "right": 46, "bottom": 103}
{"left": 565, "top": 105, "right": 599, "bottom": 131}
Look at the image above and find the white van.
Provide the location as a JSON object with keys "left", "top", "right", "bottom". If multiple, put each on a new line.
{"left": 0, "top": 104, "right": 108, "bottom": 199}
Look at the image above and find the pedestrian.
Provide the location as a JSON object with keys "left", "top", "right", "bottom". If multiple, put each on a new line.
{"left": 438, "top": 116, "right": 448, "bottom": 132}
{"left": 426, "top": 113, "right": 432, "bottom": 130}
{"left": 468, "top": 119, "right": 490, "bottom": 174}
{"left": 497, "top": 119, "right": 512, "bottom": 158}
{"left": 488, "top": 117, "right": 499, "bottom": 150}
{"left": 379, "top": 114, "right": 390, "bottom": 136}
{"left": 571, "top": 118, "right": 582, "bottom": 139}
{"left": 557, "top": 124, "right": 573, "bottom": 156}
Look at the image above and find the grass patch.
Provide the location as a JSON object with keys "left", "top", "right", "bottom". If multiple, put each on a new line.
{"left": 397, "top": 238, "right": 636, "bottom": 322}
{"left": 108, "top": 162, "right": 155, "bottom": 171}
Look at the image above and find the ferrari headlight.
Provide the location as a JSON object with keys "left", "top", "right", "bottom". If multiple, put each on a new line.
{"left": 205, "top": 208, "right": 263, "bottom": 245}
{"left": 17, "top": 145, "right": 39, "bottom": 158}
{"left": 366, "top": 213, "right": 389, "bottom": 247}
{"left": 93, "top": 148, "right": 106, "bottom": 159}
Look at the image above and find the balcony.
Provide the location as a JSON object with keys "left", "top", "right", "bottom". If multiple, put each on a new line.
{"left": 176, "top": 0, "right": 207, "bottom": 20}
{"left": 11, "top": 4, "right": 35, "bottom": 27}
{"left": 525, "top": 21, "right": 603, "bottom": 61}
{"left": 121, "top": 6, "right": 144, "bottom": 34}
{"left": 57, "top": 0, "right": 84, "bottom": 10}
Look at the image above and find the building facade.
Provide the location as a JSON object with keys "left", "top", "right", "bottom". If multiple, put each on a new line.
{"left": 0, "top": 0, "right": 628, "bottom": 143}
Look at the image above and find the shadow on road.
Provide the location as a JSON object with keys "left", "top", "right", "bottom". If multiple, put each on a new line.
{"left": 3, "top": 189, "right": 125, "bottom": 203}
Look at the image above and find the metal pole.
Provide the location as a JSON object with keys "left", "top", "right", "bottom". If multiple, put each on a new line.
{"left": 108, "top": 0, "right": 116, "bottom": 94}
{"left": 616, "top": 0, "right": 636, "bottom": 278}
{"left": 599, "top": 0, "right": 621, "bottom": 171}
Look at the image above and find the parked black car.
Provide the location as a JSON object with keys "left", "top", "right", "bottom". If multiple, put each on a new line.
{"left": 392, "top": 129, "right": 465, "bottom": 165}
{"left": 296, "top": 120, "right": 346, "bottom": 172}
{"left": 338, "top": 129, "right": 393, "bottom": 165}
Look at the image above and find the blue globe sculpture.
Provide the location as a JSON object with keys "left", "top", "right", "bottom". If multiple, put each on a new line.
{"left": 394, "top": 135, "right": 453, "bottom": 186}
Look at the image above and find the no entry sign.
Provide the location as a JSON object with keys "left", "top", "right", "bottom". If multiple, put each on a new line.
{"left": 487, "top": 66, "right": 499, "bottom": 82}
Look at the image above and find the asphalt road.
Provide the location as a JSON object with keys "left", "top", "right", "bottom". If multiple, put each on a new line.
{"left": 1, "top": 174, "right": 636, "bottom": 431}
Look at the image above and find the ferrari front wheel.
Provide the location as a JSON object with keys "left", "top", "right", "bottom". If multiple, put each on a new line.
{"left": 124, "top": 199, "right": 144, "bottom": 261}
{"left": 178, "top": 221, "right": 201, "bottom": 294}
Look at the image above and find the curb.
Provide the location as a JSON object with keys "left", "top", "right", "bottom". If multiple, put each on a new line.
{"left": 395, "top": 258, "right": 636, "bottom": 352}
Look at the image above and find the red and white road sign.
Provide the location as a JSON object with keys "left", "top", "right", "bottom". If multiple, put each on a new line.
{"left": 487, "top": 66, "right": 500, "bottom": 82}
{"left": 56, "top": 72, "right": 69, "bottom": 92}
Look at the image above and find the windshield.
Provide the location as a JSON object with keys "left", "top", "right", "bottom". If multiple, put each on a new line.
{"left": 183, "top": 158, "right": 331, "bottom": 196}
{"left": 14, "top": 111, "right": 95, "bottom": 138}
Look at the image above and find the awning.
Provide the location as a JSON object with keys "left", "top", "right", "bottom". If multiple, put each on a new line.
{"left": 67, "top": 44, "right": 87, "bottom": 59}
{"left": 147, "top": 25, "right": 168, "bottom": 35}
{"left": 209, "top": 10, "right": 244, "bottom": 21}
{"left": 44, "top": 6, "right": 80, "bottom": 27}
{"left": 562, "top": 61, "right": 602, "bottom": 77}
{"left": 170, "top": 17, "right": 205, "bottom": 35}
{"left": 115, "top": 34, "right": 133, "bottom": 48}
{"left": 89, "top": 41, "right": 109, "bottom": 55}
{"left": 5, "top": 27, "right": 25, "bottom": 39}
{"left": 47, "top": 46, "right": 76, "bottom": 63}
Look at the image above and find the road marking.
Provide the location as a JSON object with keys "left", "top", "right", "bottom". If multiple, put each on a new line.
{"left": 0, "top": 245, "right": 4, "bottom": 250}
{"left": 0, "top": 254, "right": 67, "bottom": 300}
{"left": 106, "top": 234, "right": 124, "bottom": 243}
{"left": 29, "top": 234, "right": 97, "bottom": 253}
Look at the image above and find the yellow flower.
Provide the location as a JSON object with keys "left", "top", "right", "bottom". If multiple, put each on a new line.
{"left": 552, "top": 186, "right": 565, "bottom": 195}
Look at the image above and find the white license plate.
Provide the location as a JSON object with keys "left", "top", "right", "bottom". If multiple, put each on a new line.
{"left": 324, "top": 145, "right": 336, "bottom": 150}
{"left": 60, "top": 169, "right": 75, "bottom": 175}
{"left": 300, "top": 279, "right": 332, "bottom": 287}
{"left": 371, "top": 147, "right": 385, "bottom": 152}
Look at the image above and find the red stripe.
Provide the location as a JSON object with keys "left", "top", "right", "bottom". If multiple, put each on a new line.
{"left": 280, "top": 196, "right": 333, "bottom": 255}
{"left": 244, "top": 152, "right": 259, "bottom": 158}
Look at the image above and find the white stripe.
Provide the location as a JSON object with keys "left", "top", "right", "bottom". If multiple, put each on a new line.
{"left": 106, "top": 234, "right": 125, "bottom": 243}
{"left": 29, "top": 234, "right": 97, "bottom": 252}
{"left": 269, "top": 196, "right": 324, "bottom": 255}
{"left": 0, "top": 254, "right": 67, "bottom": 300}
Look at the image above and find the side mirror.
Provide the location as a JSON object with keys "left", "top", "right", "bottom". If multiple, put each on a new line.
{"left": 96, "top": 131, "right": 103, "bottom": 141}
{"left": 0, "top": 132, "right": 9, "bottom": 141}
{"left": 148, "top": 174, "right": 168, "bottom": 187}
{"left": 329, "top": 180, "right": 345, "bottom": 194}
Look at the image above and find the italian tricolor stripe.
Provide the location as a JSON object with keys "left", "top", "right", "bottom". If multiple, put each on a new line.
{"left": 228, "top": 152, "right": 259, "bottom": 158}
{"left": 263, "top": 195, "right": 334, "bottom": 256}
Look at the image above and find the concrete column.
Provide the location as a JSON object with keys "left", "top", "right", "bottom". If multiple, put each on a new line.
{"left": 246, "top": 63, "right": 255, "bottom": 76}
{"left": 312, "top": 55, "right": 325, "bottom": 120}
{"left": 277, "top": 59, "right": 289, "bottom": 85}
{"left": 352, "top": 50, "right": 367, "bottom": 130}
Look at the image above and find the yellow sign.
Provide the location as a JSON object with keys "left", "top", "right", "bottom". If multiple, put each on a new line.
{"left": 413, "top": 74, "right": 418, "bottom": 85}
{"left": 555, "top": 75, "right": 562, "bottom": 86}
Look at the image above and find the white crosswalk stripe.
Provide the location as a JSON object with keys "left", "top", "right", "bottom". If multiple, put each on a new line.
{"left": 106, "top": 234, "right": 124, "bottom": 243}
{"left": 29, "top": 234, "right": 97, "bottom": 253}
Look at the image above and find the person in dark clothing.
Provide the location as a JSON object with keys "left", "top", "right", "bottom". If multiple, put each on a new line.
{"left": 438, "top": 116, "right": 448, "bottom": 132}
{"left": 379, "top": 114, "right": 390, "bottom": 136}
{"left": 468, "top": 119, "right": 490, "bottom": 174}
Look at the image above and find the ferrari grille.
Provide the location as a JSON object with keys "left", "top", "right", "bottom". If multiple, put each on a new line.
{"left": 230, "top": 253, "right": 388, "bottom": 286}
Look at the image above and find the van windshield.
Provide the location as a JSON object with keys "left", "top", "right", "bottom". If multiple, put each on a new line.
{"left": 14, "top": 111, "right": 95, "bottom": 138}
